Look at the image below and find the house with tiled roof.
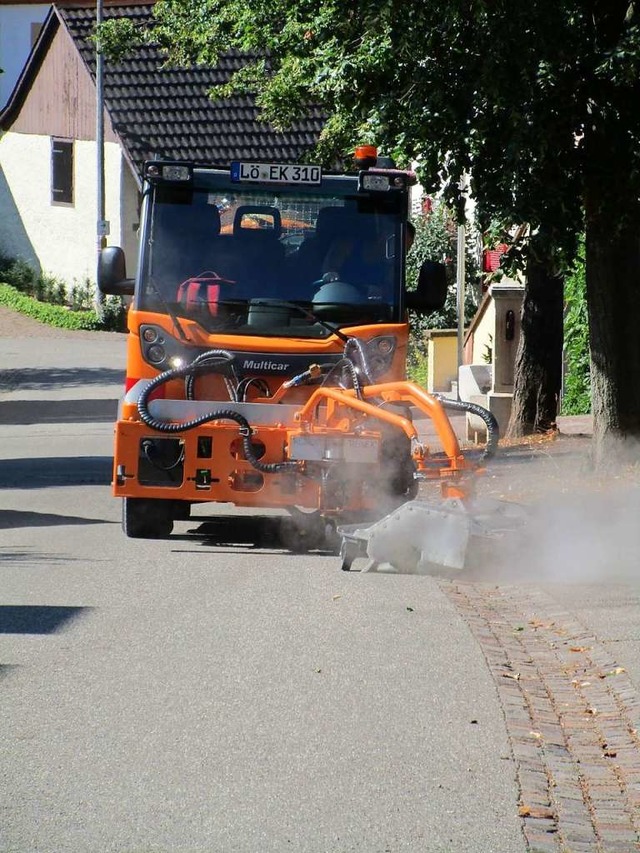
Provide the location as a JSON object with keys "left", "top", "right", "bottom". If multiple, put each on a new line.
{"left": 0, "top": 2, "right": 323, "bottom": 283}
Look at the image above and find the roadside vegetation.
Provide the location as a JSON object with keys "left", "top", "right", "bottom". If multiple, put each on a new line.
{"left": 405, "top": 201, "right": 480, "bottom": 385}
{"left": 562, "top": 245, "right": 591, "bottom": 415}
{"left": 0, "top": 255, "right": 125, "bottom": 331}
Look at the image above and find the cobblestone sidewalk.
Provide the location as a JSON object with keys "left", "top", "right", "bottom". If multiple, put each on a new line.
{"left": 446, "top": 583, "right": 640, "bottom": 852}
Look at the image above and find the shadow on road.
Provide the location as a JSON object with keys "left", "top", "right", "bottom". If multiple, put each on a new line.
{"left": 0, "top": 509, "right": 111, "bottom": 529}
{"left": 0, "top": 366, "right": 124, "bottom": 392}
{"left": 171, "top": 515, "right": 339, "bottom": 557}
{"left": 0, "top": 456, "right": 112, "bottom": 488}
{"left": 0, "top": 547, "right": 88, "bottom": 564}
{"left": 0, "top": 605, "right": 91, "bottom": 634}
{"left": 0, "top": 398, "right": 119, "bottom": 425}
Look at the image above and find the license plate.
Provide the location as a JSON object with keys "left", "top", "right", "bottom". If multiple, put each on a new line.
{"left": 230, "top": 161, "right": 322, "bottom": 185}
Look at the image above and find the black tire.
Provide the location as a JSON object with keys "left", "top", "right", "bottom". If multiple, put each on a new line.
{"left": 172, "top": 501, "right": 192, "bottom": 521}
{"left": 122, "top": 498, "right": 174, "bottom": 539}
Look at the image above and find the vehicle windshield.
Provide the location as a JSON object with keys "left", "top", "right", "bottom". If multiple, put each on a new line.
{"left": 137, "top": 172, "right": 405, "bottom": 338}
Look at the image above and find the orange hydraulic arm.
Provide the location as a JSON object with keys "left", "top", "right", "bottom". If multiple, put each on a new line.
{"left": 295, "top": 380, "right": 470, "bottom": 481}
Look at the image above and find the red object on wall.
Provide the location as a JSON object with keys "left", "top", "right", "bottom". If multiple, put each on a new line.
{"left": 482, "top": 244, "right": 508, "bottom": 273}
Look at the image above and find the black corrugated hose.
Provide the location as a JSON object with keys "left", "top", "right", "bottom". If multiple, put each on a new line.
{"left": 344, "top": 337, "right": 374, "bottom": 385}
{"left": 431, "top": 393, "right": 500, "bottom": 460}
{"left": 320, "top": 357, "right": 362, "bottom": 396}
{"left": 184, "top": 349, "right": 238, "bottom": 401}
{"left": 137, "top": 359, "right": 299, "bottom": 473}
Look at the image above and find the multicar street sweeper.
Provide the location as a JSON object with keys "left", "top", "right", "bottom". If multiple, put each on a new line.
{"left": 99, "top": 147, "right": 517, "bottom": 573}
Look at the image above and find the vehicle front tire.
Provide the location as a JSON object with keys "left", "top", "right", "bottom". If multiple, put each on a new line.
{"left": 122, "top": 497, "right": 174, "bottom": 539}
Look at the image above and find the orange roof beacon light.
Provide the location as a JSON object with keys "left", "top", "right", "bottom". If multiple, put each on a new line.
{"left": 354, "top": 145, "right": 378, "bottom": 169}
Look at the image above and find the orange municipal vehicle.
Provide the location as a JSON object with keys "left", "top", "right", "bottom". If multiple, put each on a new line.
{"left": 99, "top": 149, "right": 510, "bottom": 571}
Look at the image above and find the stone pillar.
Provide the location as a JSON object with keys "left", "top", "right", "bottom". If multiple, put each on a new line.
{"left": 483, "top": 281, "right": 524, "bottom": 437}
{"left": 490, "top": 281, "right": 525, "bottom": 393}
{"left": 460, "top": 279, "right": 525, "bottom": 441}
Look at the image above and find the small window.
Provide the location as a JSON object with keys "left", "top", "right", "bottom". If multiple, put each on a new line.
{"left": 51, "top": 138, "right": 73, "bottom": 205}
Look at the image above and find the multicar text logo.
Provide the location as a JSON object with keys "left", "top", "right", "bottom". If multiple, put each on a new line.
{"left": 242, "top": 359, "right": 290, "bottom": 372}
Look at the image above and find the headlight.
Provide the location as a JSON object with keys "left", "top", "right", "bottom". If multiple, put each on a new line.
{"left": 142, "top": 327, "right": 158, "bottom": 343}
{"left": 147, "top": 344, "right": 166, "bottom": 364}
{"left": 366, "top": 335, "right": 396, "bottom": 378}
{"left": 140, "top": 325, "right": 188, "bottom": 370}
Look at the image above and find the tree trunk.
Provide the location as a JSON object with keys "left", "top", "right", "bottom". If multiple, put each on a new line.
{"left": 585, "top": 211, "right": 640, "bottom": 467}
{"left": 506, "top": 261, "right": 564, "bottom": 438}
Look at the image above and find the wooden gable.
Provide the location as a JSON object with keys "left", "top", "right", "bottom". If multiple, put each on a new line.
{"left": 9, "top": 12, "right": 117, "bottom": 143}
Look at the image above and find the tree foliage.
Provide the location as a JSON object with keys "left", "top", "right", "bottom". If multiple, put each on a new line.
{"left": 91, "top": 18, "right": 146, "bottom": 62}
{"left": 405, "top": 202, "right": 480, "bottom": 381}
{"left": 562, "top": 243, "right": 591, "bottom": 415}
{"left": 406, "top": 203, "right": 480, "bottom": 329}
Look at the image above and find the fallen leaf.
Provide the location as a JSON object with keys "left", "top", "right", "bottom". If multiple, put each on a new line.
{"left": 520, "top": 805, "right": 554, "bottom": 819}
{"left": 603, "top": 667, "right": 626, "bottom": 677}
{"left": 570, "top": 646, "right": 592, "bottom": 653}
{"left": 530, "top": 731, "right": 542, "bottom": 740}
{"left": 332, "top": 594, "right": 342, "bottom": 601}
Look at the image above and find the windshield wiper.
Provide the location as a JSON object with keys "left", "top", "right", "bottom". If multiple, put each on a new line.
{"left": 250, "top": 299, "right": 351, "bottom": 343}
{"left": 147, "top": 277, "right": 190, "bottom": 342}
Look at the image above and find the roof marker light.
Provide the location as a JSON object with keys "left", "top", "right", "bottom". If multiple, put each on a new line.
{"left": 362, "top": 173, "right": 390, "bottom": 192}
{"left": 144, "top": 162, "right": 193, "bottom": 182}
{"left": 162, "top": 165, "right": 191, "bottom": 181}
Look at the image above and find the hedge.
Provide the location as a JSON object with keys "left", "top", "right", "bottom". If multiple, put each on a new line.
{"left": 0, "top": 283, "right": 106, "bottom": 330}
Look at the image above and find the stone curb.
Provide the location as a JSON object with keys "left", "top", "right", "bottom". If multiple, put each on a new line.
{"left": 442, "top": 581, "right": 640, "bottom": 852}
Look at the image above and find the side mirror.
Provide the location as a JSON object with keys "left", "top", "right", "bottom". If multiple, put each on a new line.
{"left": 98, "top": 246, "right": 135, "bottom": 296}
{"left": 406, "top": 260, "right": 447, "bottom": 314}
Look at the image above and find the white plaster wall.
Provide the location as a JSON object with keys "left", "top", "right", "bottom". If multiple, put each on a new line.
{"left": 471, "top": 298, "right": 496, "bottom": 365}
{"left": 120, "top": 162, "right": 140, "bottom": 277}
{"left": 0, "top": 130, "right": 132, "bottom": 284}
{"left": 0, "top": 4, "right": 50, "bottom": 108}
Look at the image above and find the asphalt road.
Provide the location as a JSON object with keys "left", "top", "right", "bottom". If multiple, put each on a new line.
{"left": 0, "top": 324, "right": 525, "bottom": 852}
